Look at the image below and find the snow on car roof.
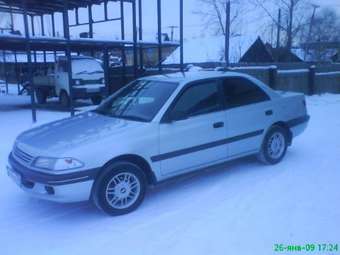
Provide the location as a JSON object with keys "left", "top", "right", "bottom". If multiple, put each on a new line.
{"left": 141, "top": 71, "right": 249, "bottom": 84}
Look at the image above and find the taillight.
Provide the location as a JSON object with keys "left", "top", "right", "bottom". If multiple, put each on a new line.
{"left": 302, "top": 99, "right": 306, "bottom": 107}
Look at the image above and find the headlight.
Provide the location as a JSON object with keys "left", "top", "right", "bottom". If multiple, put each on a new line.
{"left": 33, "top": 157, "right": 84, "bottom": 171}
{"left": 101, "top": 78, "right": 105, "bottom": 84}
{"left": 74, "top": 79, "right": 81, "bottom": 85}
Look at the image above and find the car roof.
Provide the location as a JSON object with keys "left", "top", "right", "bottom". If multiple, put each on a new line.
{"left": 140, "top": 71, "right": 251, "bottom": 84}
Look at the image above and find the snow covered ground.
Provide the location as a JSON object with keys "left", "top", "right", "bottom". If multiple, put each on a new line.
{"left": 0, "top": 94, "right": 340, "bottom": 255}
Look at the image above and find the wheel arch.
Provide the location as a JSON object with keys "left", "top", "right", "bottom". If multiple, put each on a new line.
{"left": 271, "top": 121, "right": 293, "bottom": 145}
{"left": 101, "top": 154, "right": 157, "bottom": 185}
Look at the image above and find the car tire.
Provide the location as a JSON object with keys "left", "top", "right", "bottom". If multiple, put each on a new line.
{"left": 92, "top": 161, "right": 147, "bottom": 216}
{"left": 59, "top": 90, "right": 70, "bottom": 108}
{"left": 258, "top": 125, "right": 288, "bottom": 165}
{"left": 36, "top": 89, "right": 47, "bottom": 104}
{"left": 91, "top": 96, "right": 102, "bottom": 105}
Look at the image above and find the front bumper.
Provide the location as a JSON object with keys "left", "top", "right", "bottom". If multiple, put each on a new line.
{"left": 73, "top": 85, "right": 107, "bottom": 99}
{"left": 7, "top": 153, "right": 100, "bottom": 203}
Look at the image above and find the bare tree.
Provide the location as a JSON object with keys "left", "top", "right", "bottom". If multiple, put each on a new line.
{"left": 250, "top": 0, "right": 309, "bottom": 49}
{"left": 194, "top": 0, "right": 248, "bottom": 37}
{"left": 299, "top": 8, "right": 340, "bottom": 61}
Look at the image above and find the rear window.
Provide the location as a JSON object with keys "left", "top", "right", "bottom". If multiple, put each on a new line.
{"left": 222, "top": 77, "right": 270, "bottom": 109}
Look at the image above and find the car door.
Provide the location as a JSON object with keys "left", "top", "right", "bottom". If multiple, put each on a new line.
{"left": 221, "top": 77, "right": 273, "bottom": 157}
{"left": 156, "top": 79, "right": 228, "bottom": 177}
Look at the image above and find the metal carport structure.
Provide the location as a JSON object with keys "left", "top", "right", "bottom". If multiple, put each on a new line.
{"left": 0, "top": 0, "right": 184, "bottom": 122}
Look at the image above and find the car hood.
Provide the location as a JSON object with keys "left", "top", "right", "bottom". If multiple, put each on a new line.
{"left": 16, "top": 111, "right": 141, "bottom": 155}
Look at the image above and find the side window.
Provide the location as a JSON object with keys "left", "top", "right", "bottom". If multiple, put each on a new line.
{"left": 222, "top": 77, "right": 269, "bottom": 109}
{"left": 171, "top": 80, "right": 222, "bottom": 119}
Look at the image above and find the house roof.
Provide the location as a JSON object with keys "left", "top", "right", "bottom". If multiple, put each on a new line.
{"left": 240, "top": 37, "right": 302, "bottom": 63}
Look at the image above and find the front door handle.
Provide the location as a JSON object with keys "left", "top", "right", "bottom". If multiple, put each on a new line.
{"left": 213, "top": 122, "right": 224, "bottom": 129}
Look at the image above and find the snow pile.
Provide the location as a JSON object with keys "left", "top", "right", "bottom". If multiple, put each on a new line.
{"left": 0, "top": 94, "right": 339, "bottom": 255}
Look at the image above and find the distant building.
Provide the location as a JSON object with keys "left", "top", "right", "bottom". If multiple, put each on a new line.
{"left": 240, "top": 37, "right": 302, "bottom": 63}
{"left": 297, "top": 41, "right": 340, "bottom": 63}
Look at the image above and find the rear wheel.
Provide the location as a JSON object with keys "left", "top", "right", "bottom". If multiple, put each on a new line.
{"left": 258, "top": 125, "right": 288, "bottom": 165}
{"left": 59, "top": 90, "right": 70, "bottom": 108}
{"left": 92, "top": 162, "right": 147, "bottom": 216}
{"left": 91, "top": 95, "right": 102, "bottom": 105}
{"left": 35, "top": 89, "right": 47, "bottom": 104}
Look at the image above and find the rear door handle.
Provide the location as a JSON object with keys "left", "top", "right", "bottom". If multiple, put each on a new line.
{"left": 213, "top": 122, "right": 224, "bottom": 129}
{"left": 265, "top": 110, "right": 273, "bottom": 116}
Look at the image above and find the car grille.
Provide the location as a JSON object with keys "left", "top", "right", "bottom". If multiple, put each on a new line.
{"left": 13, "top": 145, "right": 34, "bottom": 165}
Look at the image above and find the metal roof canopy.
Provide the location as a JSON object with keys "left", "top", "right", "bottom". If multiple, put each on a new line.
{"left": 0, "top": 0, "right": 185, "bottom": 123}
{"left": 1, "top": 0, "right": 132, "bottom": 15}
{"left": 0, "top": 35, "right": 179, "bottom": 51}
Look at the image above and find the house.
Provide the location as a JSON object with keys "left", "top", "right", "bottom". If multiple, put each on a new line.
{"left": 240, "top": 37, "right": 302, "bottom": 63}
{"left": 296, "top": 41, "right": 340, "bottom": 62}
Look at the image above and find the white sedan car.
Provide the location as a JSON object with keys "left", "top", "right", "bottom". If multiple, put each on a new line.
{"left": 7, "top": 71, "right": 310, "bottom": 215}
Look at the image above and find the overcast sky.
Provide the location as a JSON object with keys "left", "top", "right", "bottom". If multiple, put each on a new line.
{"left": 4, "top": 0, "right": 340, "bottom": 42}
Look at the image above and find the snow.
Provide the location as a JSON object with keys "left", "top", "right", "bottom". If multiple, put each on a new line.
{"left": 163, "top": 35, "right": 256, "bottom": 64}
{"left": 0, "top": 94, "right": 340, "bottom": 255}
{"left": 316, "top": 71, "right": 340, "bottom": 76}
{"left": 278, "top": 69, "right": 309, "bottom": 74}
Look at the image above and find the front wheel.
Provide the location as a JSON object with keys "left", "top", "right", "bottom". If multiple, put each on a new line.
{"left": 258, "top": 126, "right": 288, "bottom": 165}
{"left": 92, "top": 162, "right": 147, "bottom": 216}
{"left": 35, "top": 89, "right": 47, "bottom": 104}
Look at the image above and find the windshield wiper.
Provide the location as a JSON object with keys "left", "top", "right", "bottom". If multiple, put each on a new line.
{"left": 113, "top": 114, "right": 148, "bottom": 122}
{"left": 75, "top": 71, "right": 89, "bottom": 75}
{"left": 88, "top": 70, "right": 104, "bottom": 74}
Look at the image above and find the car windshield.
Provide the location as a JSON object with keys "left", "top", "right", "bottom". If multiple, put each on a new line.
{"left": 95, "top": 79, "right": 178, "bottom": 122}
{"left": 72, "top": 59, "right": 104, "bottom": 75}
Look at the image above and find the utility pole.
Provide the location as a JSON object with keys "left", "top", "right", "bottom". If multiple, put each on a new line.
{"left": 276, "top": 8, "right": 281, "bottom": 48}
{"left": 287, "top": 0, "right": 294, "bottom": 51}
{"left": 225, "top": 0, "right": 230, "bottom": 66}
{"left": 305, "top": 4, "right": 320, "bottom": 60}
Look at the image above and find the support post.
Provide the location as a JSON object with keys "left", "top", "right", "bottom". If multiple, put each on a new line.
{"left": 51, "top": 13, "right": 57, "bottom": 60}
{"left": 120, "top": 0, "right": 126, "bottom": 84}
{"left": 40, "top": 15, "right": 45, "bottom": 36}
{"left": 132, "top": 0, "right": 138, "bottom": 77}
{"left": 104, "top": 0, "right": 108, "bottom": 20}
{"left": 157, "top": 0, "right": 162, "bottom": 72}
{"left": 308, "top": 65, "right": 316, "bottom": 95}
{"left": 138, "top": 0, "right": 143, "bottom": 70}
{"left": 88, "top": 4, "right": 93, "bottom": 38}
{"left": 120, "top": 0, "right": 125, "bottom": 40}
{"left": 268, "top": 66, "right": 278, "bottom": 90}
{"left": 63, "top": 0, "right": 75, "bottom": 116}
{"left": 31, "top": 15, "right": 37, "bottom": 63}
{"left": 225, "top": 0, "right": 230, "bottom": 66}
{"left": 14, "top": 51, "right": 20, "bottom": 94}
{"left": 103, "top": 47, "right": 110, "bottom": 95}
{"left": 2, "top": 50, "right": 9, "bottom": 94}
{"left": 179, "top": 0, "right": 184, "bottom": 71}
{"left": 41, "top": 15, "right": 46, "bottom": 72}
{"left": 75, "top": 7, "right": 79, "bottom": 25}
{"left": 22, "top": 0, "right": 37, "bottom": 122}
{"left": 9, "top": 4, "right": 14, "bottom": 32}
